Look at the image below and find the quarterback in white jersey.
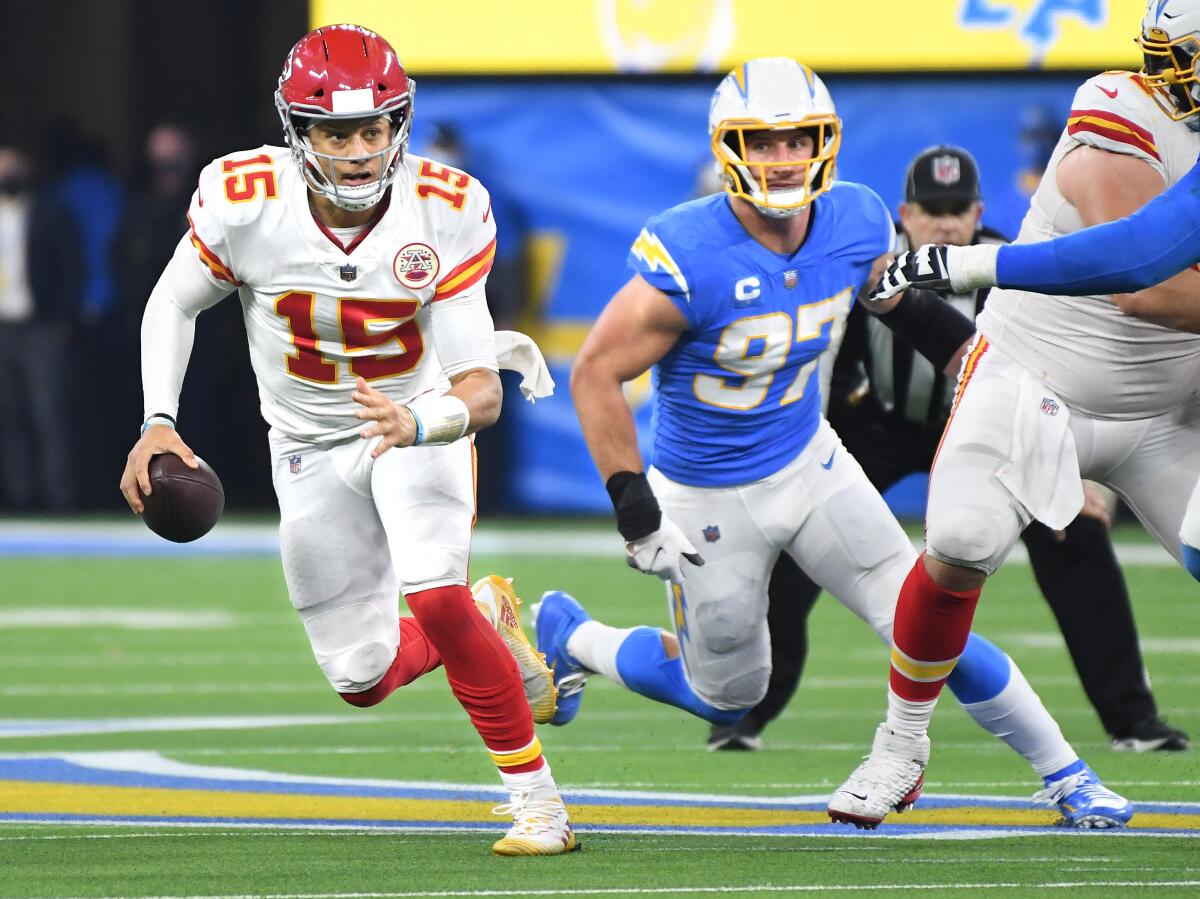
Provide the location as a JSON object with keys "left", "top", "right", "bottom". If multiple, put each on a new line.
{"left": 835, "top": 0, "right": 1200, "bottom": 827}
{"left": 180, "top": 143, "right": 501, "bottom": 444}
{"left": 117, "top": 24, "right": 576, "bottom": 857}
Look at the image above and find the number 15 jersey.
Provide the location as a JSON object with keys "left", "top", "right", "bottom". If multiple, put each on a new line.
{"left": 186, "top": 145, "right": 498, "bottom": 443}
{"left": 629, "top": 184, "right": 893, "bottom": 487}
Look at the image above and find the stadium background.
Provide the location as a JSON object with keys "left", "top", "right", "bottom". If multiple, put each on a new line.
{"left": 0, "top": 0, "right": 1150, "bottom": 516}
{"left": 4, "top": 4, "right": 1200, "bottom": 894}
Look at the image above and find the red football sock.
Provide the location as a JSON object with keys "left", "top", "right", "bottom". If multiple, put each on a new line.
{"left": 339, "top": 616, "right": 443, "bottom": 708}
{"left": 889, "top": 554, "right": 981, "bottom": 702}
{"left": 406, "top": 585, "right": 543, "bottom": 773}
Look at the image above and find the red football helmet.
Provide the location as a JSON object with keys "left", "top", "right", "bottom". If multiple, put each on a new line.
{"left": 274, "top": 24, "right": 415, "bottom": 211}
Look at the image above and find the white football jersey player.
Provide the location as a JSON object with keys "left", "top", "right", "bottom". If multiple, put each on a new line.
{"left": 977, "top": 67, "right": 1200, "bottom": 419}
{"left": 123, "top": 23, "right": 576, "bottom": 858}
{"left": 153, "top": 145, "right": 499, "bottom": 443}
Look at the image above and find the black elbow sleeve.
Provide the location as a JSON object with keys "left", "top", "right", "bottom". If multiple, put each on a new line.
{"left": 875, "top": 289, "right": 976, "bottom": 371}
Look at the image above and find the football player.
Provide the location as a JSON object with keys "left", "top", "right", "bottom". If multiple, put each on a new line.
{"left": 118, "top": 25, "right": 575, "bottom": 856}
{"left": 538, "top": 57, "right": 1129, "bottom": 830}
{"left": 839, "top": 0, "right": 1200, "bottom": 826}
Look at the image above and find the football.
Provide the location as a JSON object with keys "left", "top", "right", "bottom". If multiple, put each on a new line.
{"left": 139, "top": 453, "right": 225, "bottom": 543}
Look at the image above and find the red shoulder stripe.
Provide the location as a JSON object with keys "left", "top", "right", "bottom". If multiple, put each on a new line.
{"left": 433, "top": 237, "right": 497, "bottom": 302}
{"left": 1067, "top": 108, "right": 1161, "bottom": 162}
{"left": 186, "top": 213, "right": 239, "bottom": 285}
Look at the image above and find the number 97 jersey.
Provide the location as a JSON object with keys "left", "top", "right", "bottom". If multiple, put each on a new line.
{"left": 629, "top": 184, "right": 893, "bottom": 487}
{"left": 186, "top": 145, "right": 498, "bottom": 443}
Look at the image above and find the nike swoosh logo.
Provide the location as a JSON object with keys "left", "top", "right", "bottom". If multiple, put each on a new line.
{"left": 482, "top": 199, "right": 492, "bottom": 223}
{"left": 820, "top": 451, "right": 835, "bottom": 470}
{"left": 1098, "top": 86, "right": 1118, "bottom": 99}
{"left": 842, "top": 791, "right": 869, "bottom": 801}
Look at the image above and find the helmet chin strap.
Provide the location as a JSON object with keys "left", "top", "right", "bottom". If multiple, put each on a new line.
{"left": 298, "top": 137, "right": 404, "bottom": 212}
{"left": 757, "top": 202, "right": 806, "bottom": 220}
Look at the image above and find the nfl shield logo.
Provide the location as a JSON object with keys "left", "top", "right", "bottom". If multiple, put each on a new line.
{"left": 783, "top": 270, "right": 799, "bottom": 289}
{"left": 932, "top": 154, "right": 961, "bottom": 186}
{"left": 288, "top": 454, "right": 302, "bottom": 474}
{"left": 1040, "top": 397, "right": 1060, "bottom": 416}
{"left": 702, "top": 525, "right": 721, "bottom": 543}
{"left": 339, "top": 264, "right": 357, "bottom": 282}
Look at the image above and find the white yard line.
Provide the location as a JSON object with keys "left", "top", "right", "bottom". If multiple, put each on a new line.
{"left": 0, "top": 715, "right": 393, "bottom": 738}
{"left": 51, "top": 880, "right": 1200, "bottom": 899}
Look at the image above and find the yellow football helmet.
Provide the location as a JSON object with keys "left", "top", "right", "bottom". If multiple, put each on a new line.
{"left": 1139, "top": 0, "right": 1200, "bottom": 126}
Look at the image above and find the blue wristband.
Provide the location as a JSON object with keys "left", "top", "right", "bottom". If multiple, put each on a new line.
{"left": 140, "top": 414, "right": 177, "bottom": 434}
{"left": 406, "top": 406, "right": 425, "bottom": 445}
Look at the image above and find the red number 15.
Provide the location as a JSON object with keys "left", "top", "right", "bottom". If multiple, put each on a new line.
{"left": 275, "top": 292, "right": 424, "bottom": 383}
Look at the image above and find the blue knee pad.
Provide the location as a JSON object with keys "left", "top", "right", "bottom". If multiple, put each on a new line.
{"left": 947, "top": 632, "right": 1012, "bottom": 705}
{"left": 614, "top": 626, "right": 748, "bottom": 726}
{"left": 1183, "top": 543, "right": 1200, "bottom": 582}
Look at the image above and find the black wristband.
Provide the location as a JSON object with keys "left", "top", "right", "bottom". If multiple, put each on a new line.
{"left": 605, "top": 471, "right": 662, "bottom": 543}
{"left": 876, "top": 288, "right": 976, "bottom": 372}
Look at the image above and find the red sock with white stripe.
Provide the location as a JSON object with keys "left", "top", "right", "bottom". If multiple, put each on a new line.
{"left": 338, "top": 617, "right": 442, "bottom": 708}
{"left": 887, "top": 554, "right": 981, "bottom": 737}
{"left": 406, "top": 584, "right": 545, "bottom": 774}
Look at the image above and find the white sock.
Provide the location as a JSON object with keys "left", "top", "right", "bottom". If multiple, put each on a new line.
{"left": 960, "top": 657, "right": 1077, "bottom": 778}
{"left": 499, "top": 760, "right": 558, "bottom": 800}
{"left": 566, "top": 620, "right": 636, "bottom": 686}
{"left": 886, "top": 687, "right": 939, "bottom": 737}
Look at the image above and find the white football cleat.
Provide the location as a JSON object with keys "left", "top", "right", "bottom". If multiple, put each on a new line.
{"left": 827, "top": 723, "right": 929, "bottom": 829}
{"left": 491, "top": 790, "right": 579, "bottom": 856}
{"left": 472, "top": 575, "right": 558, "bottom": 725}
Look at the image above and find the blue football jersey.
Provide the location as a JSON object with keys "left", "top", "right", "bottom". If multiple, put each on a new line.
{"left": 627, "top": 183, "right": 894, "bottom": 487}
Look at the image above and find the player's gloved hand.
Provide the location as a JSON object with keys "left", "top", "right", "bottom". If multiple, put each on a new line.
{"left": 625, "top": 515, "right": 705, "bottom": 584}
{"left": 869, "top": 244, "right": 1000, "bottom": 302}
{"left": 606, "top": 470, "right": 704, "bottom": 584}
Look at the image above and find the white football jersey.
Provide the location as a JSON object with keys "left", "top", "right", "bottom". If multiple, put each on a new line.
{"left": 186, "top": 146, "right": 498, "bottom": 442}
{"left": 977, "top": 70, "right": 1200, "bottom": 419}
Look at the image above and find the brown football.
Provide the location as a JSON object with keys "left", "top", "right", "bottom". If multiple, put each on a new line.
{"left": 139, "top": 454, "right": 225, "bottom": 543}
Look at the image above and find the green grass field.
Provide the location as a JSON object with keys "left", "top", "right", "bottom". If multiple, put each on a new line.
{"left": 1, "top": 521, "right": 1198, "bottom": 897}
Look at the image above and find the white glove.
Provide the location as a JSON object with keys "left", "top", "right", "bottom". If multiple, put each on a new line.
{"left": 494, "top": 330, "right": 555, "bottom": 401}
{"left": 625, "top": 514, "right": 704, "bottom": 584}
{"left": 869, "top": 244, "right": 1000, "bottom": 302}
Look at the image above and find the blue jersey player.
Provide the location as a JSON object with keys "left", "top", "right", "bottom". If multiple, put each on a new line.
{"left": 534, "top": 58, "right": 1130, "bottom": 830}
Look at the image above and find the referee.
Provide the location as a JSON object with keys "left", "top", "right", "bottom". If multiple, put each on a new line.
{"left": 707, "top": 145, "right": 1188, "bottom": 754}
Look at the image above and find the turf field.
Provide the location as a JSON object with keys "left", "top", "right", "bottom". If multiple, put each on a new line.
{"left": 1, "top": 520, "right": 1198, "bottom": 897}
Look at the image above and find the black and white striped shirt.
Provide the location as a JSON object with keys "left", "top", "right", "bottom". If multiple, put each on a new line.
{"left": 831, "top": 224, "right": 1008, "bottom": 433}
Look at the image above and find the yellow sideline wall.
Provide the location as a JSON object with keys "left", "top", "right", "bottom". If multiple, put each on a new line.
{"left": 312, "top": 0, "right": 1147, "bottom": 74}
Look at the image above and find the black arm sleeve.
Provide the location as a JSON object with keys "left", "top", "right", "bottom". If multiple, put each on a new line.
{"left": 873, "top": 287, "right": 976, "bottom": 372}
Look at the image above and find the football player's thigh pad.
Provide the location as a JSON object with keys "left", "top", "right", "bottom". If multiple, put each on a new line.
{"left": 924, "top": 358, "right": 1030, "bottom": 575}
{"left": 668, "top": 548, "right": 774, "bottom": 710}
{"left": 372, "top": 441, "right": 475, "bottom": 591}
{"left": 651, "top": 474, "right": 774, "bottom": 708}
{"left": 786, "top": 479, "right": 912, "bottom": 643}
{"left": 925, "top": 444, "right": 1026, "bottom": 575}
{"left": 301, "top": 593, "right": 400, "bottom": 693}
{"left": 272, "top": 438, "right": 395, "bottom": 612}
{"left": 1105, "top": 402, "right": 1200, "bottom": 561}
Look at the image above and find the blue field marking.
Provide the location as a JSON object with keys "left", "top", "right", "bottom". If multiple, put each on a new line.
{"left": 1, "top": 753, "right": 1197, "bottom": 837}
{"left": 0, "top": 521, "right": 1180, "bottom": 564}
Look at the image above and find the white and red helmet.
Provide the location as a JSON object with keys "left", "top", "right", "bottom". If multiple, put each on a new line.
{"left": 274, "top": 24, "right": 415, "bottom": 211}
{"left": 1140, "top": 0, "right": 1200, "bottom": 127}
